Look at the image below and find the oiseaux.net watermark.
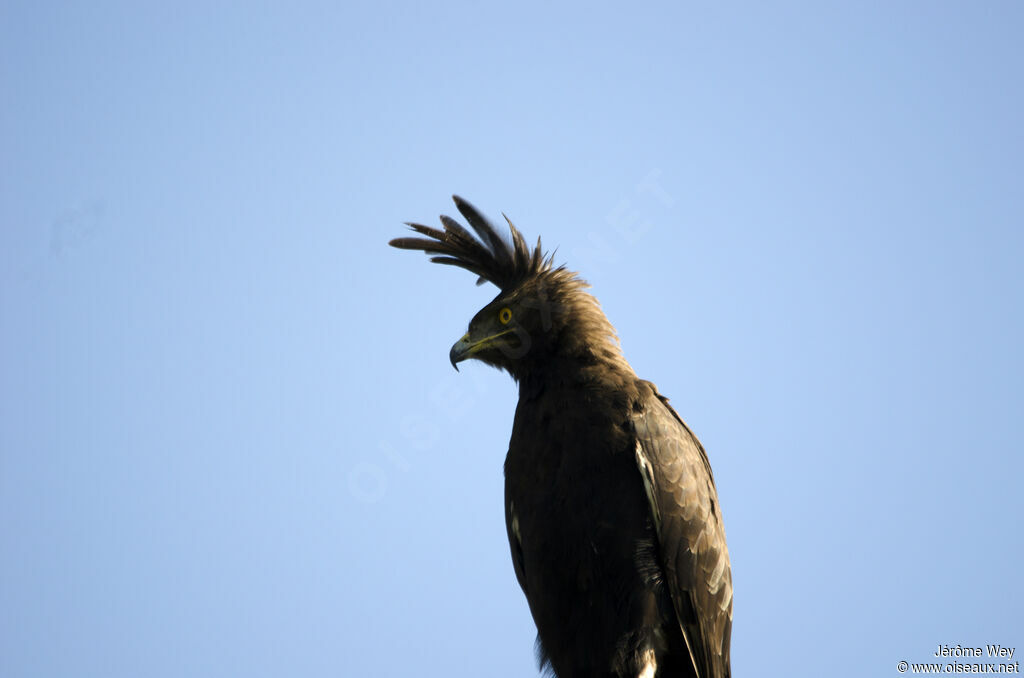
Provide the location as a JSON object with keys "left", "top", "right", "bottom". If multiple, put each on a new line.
{"left": 897, "top": 644, "right": 1018, "bottom": 674}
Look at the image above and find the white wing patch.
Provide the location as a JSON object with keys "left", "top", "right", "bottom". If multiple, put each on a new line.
{"left": 635, "top": 441, "right": 661, "bottom": 534}
{"left": 637, "top": 648, "right": 657, "bottom": 678}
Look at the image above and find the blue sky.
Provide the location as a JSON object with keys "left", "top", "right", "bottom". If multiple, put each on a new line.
{"left": 2, "top": 2, "right": 1022, "bottom": 676}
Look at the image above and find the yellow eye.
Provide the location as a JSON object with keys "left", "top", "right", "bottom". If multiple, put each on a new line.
{"left": 498, "top": 307, "right": 512, "bottom": 325}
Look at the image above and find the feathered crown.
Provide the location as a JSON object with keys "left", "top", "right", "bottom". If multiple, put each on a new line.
{"left": 389, "top": 196, "right": 551, "bottom": 291}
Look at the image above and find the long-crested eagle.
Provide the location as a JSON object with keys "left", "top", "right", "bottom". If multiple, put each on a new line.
{"left": 390, "top": 197, "right": 732, "bottom": 678}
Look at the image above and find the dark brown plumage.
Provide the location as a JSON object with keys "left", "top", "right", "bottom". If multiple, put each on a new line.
{"left": 390, "top": 197, "right": 732, "bottom": 678}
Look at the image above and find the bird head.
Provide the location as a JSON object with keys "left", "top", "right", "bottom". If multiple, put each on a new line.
{"left": 390, "top": 196, "right": 624, "bottom": 380}
{"left": 448, "top": 275, "right": 569, "bottom": 372}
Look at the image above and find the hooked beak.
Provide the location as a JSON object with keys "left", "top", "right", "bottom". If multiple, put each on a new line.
{"left": 449, "top": 333, "right": 473, "bottom": 371}
{"left": 449, "top": 328, "right": 516, "bottom": 371}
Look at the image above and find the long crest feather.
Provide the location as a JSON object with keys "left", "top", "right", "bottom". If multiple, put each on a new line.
{"left": 389, "top": 196, "right": 550, "bottom": 290}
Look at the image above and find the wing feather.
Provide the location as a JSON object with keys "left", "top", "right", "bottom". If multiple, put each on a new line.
{"left": 631, "top": 384, "right": 732, "bottom": 678}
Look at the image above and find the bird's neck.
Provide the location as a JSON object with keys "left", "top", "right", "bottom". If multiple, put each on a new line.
{"left": 510, "top": 284, "right": 634, "bottom": 392}
{"left": 515, "top": 345, "right": 635, "bottom": 400}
